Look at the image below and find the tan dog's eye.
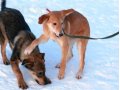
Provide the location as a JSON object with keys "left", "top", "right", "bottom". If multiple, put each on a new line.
{"left": 53, "top": 23, "right": 57, "bottom": 25}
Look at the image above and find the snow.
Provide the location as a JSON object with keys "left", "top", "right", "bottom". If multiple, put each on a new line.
{"left": 0, "top": 0, "right": 119, "bottom": 90}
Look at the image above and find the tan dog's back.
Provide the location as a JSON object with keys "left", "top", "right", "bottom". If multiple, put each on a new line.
{"left": 64, "top": 11, "right": 90, "bottom": 36}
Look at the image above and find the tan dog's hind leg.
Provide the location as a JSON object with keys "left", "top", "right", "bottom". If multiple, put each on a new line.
{"left": 67, "top": 41, "right": 74, "bottom": 61}
{"left": 76, "top": 39, "right": 88, "bottom": 79}
{"left": 58, "top": 43, "right": 69, "bottom": 79}
{"left": 24, "top": 34, "right": 49, "bottom": 55}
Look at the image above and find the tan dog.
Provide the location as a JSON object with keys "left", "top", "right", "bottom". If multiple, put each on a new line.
{"left": 25, "top": 9, "right": 90, "bottom": 79}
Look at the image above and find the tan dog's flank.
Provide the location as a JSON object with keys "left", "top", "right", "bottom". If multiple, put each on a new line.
{"left": 25, "top": 9, "right": 90, "bottom": 79}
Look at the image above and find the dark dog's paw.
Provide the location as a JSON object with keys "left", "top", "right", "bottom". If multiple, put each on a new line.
{"left": 3, "top": 60, "right": 10, "bottom": 65}
{"left": 18, "top": 80, "right": 28, "bottom": 89}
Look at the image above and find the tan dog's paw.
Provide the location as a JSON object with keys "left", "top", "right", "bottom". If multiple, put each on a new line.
{"left": 55, "top": 63, "right": 61, "bottom": 68}
{"left": 58, "top": 73, "right": 64, "bottom": 80}
{"left": 18, "top": 80, "right": 28, "bottom": 89}
{"left": 58, "top": 69, "right": 65, "bottom": 79}
{"left": 24, "top": 47, "right": 32, "bottom": 55}
{"left": 76, "top": 72, "right": 82, "bottom": 79}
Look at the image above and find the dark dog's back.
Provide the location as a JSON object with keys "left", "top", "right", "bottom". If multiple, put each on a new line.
{"left": 0, "top": 7, "right": 40, "bottom": 59}
{"left": 0, "top": 8, "right": 31, "bottom": 43}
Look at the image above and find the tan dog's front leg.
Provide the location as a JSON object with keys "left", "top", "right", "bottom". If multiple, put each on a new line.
{"left": 58, "top": 44, "right": 69, "bottom": 79}
{"left": 10, "top": 60, "right": 28, "bottom": 89}
{"left": 24, "top": 34, "right": 49, "bottom": 55}
{"left": 55, "top": 43, "right": 73, "bottom": 68}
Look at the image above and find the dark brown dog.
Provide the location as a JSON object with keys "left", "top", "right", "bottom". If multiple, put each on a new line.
{"left": 0, "top": 0, "right": 51, "bottom": 89}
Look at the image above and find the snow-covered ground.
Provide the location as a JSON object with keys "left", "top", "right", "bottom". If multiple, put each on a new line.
{"left": 0, "top": 0, "right": 119, "bottom": 90}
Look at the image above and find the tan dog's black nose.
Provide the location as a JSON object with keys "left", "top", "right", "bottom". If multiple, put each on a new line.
{"left": 59, "top": 33, "right": 63, "bottom": 37}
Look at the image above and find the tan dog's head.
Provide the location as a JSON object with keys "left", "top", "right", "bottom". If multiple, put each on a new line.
{"left": 38, "top": 9, "right": 75, "bottom": 37}
{"left": 22, "top": 53, "right": 51, "bottom": 85}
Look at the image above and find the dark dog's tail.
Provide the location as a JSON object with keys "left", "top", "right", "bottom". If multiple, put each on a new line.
{"left": 1, "top": 0, "right": 6, "bottom": 11}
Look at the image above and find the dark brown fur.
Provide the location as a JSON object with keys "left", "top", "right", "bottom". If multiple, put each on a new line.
{"left": 0, "top": 1, "right": 51, "bottom": 89}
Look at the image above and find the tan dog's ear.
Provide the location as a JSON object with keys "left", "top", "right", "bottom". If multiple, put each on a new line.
{"left": 62, "top": 9, "right": 75, "bottom": 16}
{"left": 38, "top": 14, "right": 49, "bottom": 24}
{"left": 46, "top": 8, "right": 52, "bottom": 13}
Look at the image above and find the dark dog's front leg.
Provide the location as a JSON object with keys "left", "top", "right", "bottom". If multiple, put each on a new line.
{"left": 10, "top": 39, "right": 28, "bottom": 89}
{"left": 10, "top": 60, "right": 28, "bottom": 89}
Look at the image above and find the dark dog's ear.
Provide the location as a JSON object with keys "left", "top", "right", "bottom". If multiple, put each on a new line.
{"left": 22, "top": 59, "right": 34, "bottom": 70}
{"left": 41, "top": 53, "right": 45, "bottom": 59}
{"left": 38, "top": 14, "right": 49, "bottom": 24}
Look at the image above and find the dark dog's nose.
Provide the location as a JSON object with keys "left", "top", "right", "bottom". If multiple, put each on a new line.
{"left": 44, "top": 77, "right": 51, "bottom": 85}
{"left": 37, "top": 71, "right": 44, "bottom": 77}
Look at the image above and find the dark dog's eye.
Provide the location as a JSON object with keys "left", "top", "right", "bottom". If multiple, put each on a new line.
{"left": 53, "top": 23, "right": 57, "bottom": 25}
{"left": 37, "top": 71, "right": 44, "bottom": 77}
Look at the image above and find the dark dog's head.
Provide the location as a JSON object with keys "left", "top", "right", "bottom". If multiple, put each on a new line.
{"left": 22, "top": 53, "right": 51, "bottom": 85}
